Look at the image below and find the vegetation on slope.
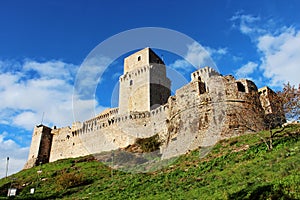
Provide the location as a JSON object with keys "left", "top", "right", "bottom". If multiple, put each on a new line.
{"left": 0, "top": 125, "right": 299, "bottom": 199}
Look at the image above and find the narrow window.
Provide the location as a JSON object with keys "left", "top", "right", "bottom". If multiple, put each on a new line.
{"left": 130, "top": 80, "right": 133, "bottom": 86}
{"left": 138, "top": 56, "right": 141, "bottom": 61}
{"left": 198, "top": 77, "right": 206, "bottom": 94}
{"left": 237, "top": 82, "right": 245, "bottom": 92}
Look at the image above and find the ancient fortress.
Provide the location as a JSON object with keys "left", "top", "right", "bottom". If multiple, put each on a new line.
{"left": 24, "top": 48, "right": 284, "bottom": 168}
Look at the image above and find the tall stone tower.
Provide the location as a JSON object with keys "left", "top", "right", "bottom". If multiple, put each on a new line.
{"left": 24, "top": 125, "right": 53, "bottom": 169}
{"left": 119, "top": 48, "right": 171, "bottom": 114}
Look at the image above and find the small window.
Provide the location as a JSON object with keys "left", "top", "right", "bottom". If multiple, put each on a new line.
{"left": 130, "top": 80, "right": 133, "bottom": 86}
{"left": 237, "top": 82, "right": 245, "bottom": 92}
{"left": 138, "top": 56, "right": 141, "bottom": 61}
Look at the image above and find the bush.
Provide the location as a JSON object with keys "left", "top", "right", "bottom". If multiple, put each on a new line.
{"left": 136, "top": 134, "right": 161, "bottom": 152}
{"left": 56, "top": 170, "right": 85, "bottom": 190}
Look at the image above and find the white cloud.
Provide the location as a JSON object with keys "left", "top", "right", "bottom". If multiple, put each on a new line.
{"left": 169, "top": 42, "right": 220, "bottom": 72}
{"left": 23, "top": 60, "right": 77, "bottom": 81}
{"left": 231, "top": 13, "right": 300, "bottom": 87}
{"left": 230, "top": 13, "right": 264, "bottom": 35}
{"left": 235, "top": 61, "right": 258, "bottom": 79}
{"left": 0, "top": 59, "right": 110, "bottom": 177}
{"left": 0, "top": 59, "right": 108, "bottom": 131}
{"left": 0, "top": 132, "right": 29, "bottom": 178}
{"left": 169, "top": 59, "right": 191, "bottom": 72}
{"left": 13, "top": 111, "right": 39, "bottom": 130}
{"left": 74, "top": 55, "right": 112, "bottom": 99}
{"left": 258, "top": 27, "right": 300, "bottom": 87}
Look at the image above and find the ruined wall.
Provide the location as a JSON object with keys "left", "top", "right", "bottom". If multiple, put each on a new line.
{"left": 221, "top": 76, "right": 266, "bottom": 137}
{"left": 161, "top": 72, "right": 267, "bottom": 159}
{"left": 161, "top": 80, "right": 206, "bottom": 159}
{"left": 258, "top": 86, "right": 286, "bottom": 127}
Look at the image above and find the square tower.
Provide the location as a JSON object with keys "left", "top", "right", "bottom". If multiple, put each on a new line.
{"left": 118, "top": 48, "right": 171, "bottom": 114}
{"left": 24, "top": 125, "right": 53, "bottom": 169}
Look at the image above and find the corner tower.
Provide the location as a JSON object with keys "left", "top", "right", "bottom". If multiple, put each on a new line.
{"left": 119, "top": 48, "right": 171, "bottom": 114}
{"left": 24, "top": 125, "right": 53, "bottom": 169}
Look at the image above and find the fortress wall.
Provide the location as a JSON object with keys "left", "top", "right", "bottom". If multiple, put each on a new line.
{"left": 221, "top": 77, "right": 266, "bottom": 138}
{"left": 46, "top": 70, "right": 269, "bottom": 163}
{"left": 162, "top": 74, "right": 267, "bottom": 159}
{"left": 49, "top": 105, "right": 169, "bottom": 162}
{"left": 162, "top": 80, "right": 208, "bottom": 158}
{"left": 72, "top": 104, "right": 169, "bottom": 138}
{"left": 49, "top": 127, "right": 89, "bottom": 162}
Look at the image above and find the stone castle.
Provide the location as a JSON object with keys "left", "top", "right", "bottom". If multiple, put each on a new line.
{"left": 24, "top": 48, "right": 285, "bottom": 169}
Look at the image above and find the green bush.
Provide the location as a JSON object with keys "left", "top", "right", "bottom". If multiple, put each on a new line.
{"left": 136, "top": 134, "right": 161, "bottom": 152}
{"left": 56, "top": 170, "right": 85, "bottom": 190}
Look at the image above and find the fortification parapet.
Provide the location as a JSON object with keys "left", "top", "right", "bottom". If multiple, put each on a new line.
{"left": 191, "top": 66, "right": 220, "bottom": 82}
{"left": 120, "top": 65, "right": 150, "bottom": 82}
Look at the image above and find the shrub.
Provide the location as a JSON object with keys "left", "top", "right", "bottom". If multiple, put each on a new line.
{"left": 136, "top": 134, "right": 161, "bottom": 152}
{"left": 56, "top": 170, "right": 85, "bottom": 190}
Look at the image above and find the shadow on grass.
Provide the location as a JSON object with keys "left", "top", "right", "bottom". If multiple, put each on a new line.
{"left": 228, "top": 184, "right": 295, "bottom": 200}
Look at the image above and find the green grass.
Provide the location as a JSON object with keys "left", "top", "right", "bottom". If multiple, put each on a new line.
{"left": 1, "top": 125, "right": 299, "bottom": 199}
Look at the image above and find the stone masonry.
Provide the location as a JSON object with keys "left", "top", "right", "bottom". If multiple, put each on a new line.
{"left": 24, "top": 48, "right": 285, "bottom": 169}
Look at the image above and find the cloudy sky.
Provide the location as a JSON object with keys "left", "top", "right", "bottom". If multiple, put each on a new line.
{"left": 0, "top": 0, "right": 300, "bottom": 178}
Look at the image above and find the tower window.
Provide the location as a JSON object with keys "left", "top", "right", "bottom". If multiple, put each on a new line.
{"left": 130, "top": 80, "right": 133, "bottom": 86}
{"left": 138, "top": 56, "right": 141, "bottom": 61}
{"left": 237, "top": 82, "right": 245, "bottom": 92}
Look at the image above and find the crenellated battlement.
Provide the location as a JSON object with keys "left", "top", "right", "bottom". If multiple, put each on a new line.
{"left": 120, "top": 65, "right": 151, "bottom": 82}
{"left": 69, "top": 103, "right": 169, "bottom": 136}
{"left": 191, "top": 66, "right": 220, "bottom": 82}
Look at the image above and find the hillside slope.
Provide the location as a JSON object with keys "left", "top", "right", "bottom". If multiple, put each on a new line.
{"left": 0, "top": 125, "right": 299, "bottom": 199}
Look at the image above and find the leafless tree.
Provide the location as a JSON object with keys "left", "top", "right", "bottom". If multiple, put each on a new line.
{"left": 277, "top": 82, "right": 300, "bottom": 122}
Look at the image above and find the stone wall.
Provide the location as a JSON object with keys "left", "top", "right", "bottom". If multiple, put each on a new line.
{"left": 47, "top": 104, "right": 169, "bottom": 163}
{"left": 119, "top": 65, "right": 150, "bottom": 114}
{"left": 258, "top": 86, "right": 286, "bottom": 127}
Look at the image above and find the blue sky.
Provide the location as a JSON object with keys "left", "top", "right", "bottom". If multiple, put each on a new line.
{"left": 1, "top": 0, "right": 300, "bottom": 177}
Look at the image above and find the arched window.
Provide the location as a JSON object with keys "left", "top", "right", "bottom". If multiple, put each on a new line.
{"left": 129, "top": 80, "right": 133, "bottom": 86}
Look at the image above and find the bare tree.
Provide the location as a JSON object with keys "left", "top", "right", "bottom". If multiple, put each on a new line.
{"left": 258, "top": 83, "right": 299, "bottom": 150}
{"left": 277, "top": 82, "right": 300, "bottom": 122}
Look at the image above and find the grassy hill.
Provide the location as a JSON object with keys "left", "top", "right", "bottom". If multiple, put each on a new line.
{"left": 0, "top": 125, "right": 299, "bottom": 199}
